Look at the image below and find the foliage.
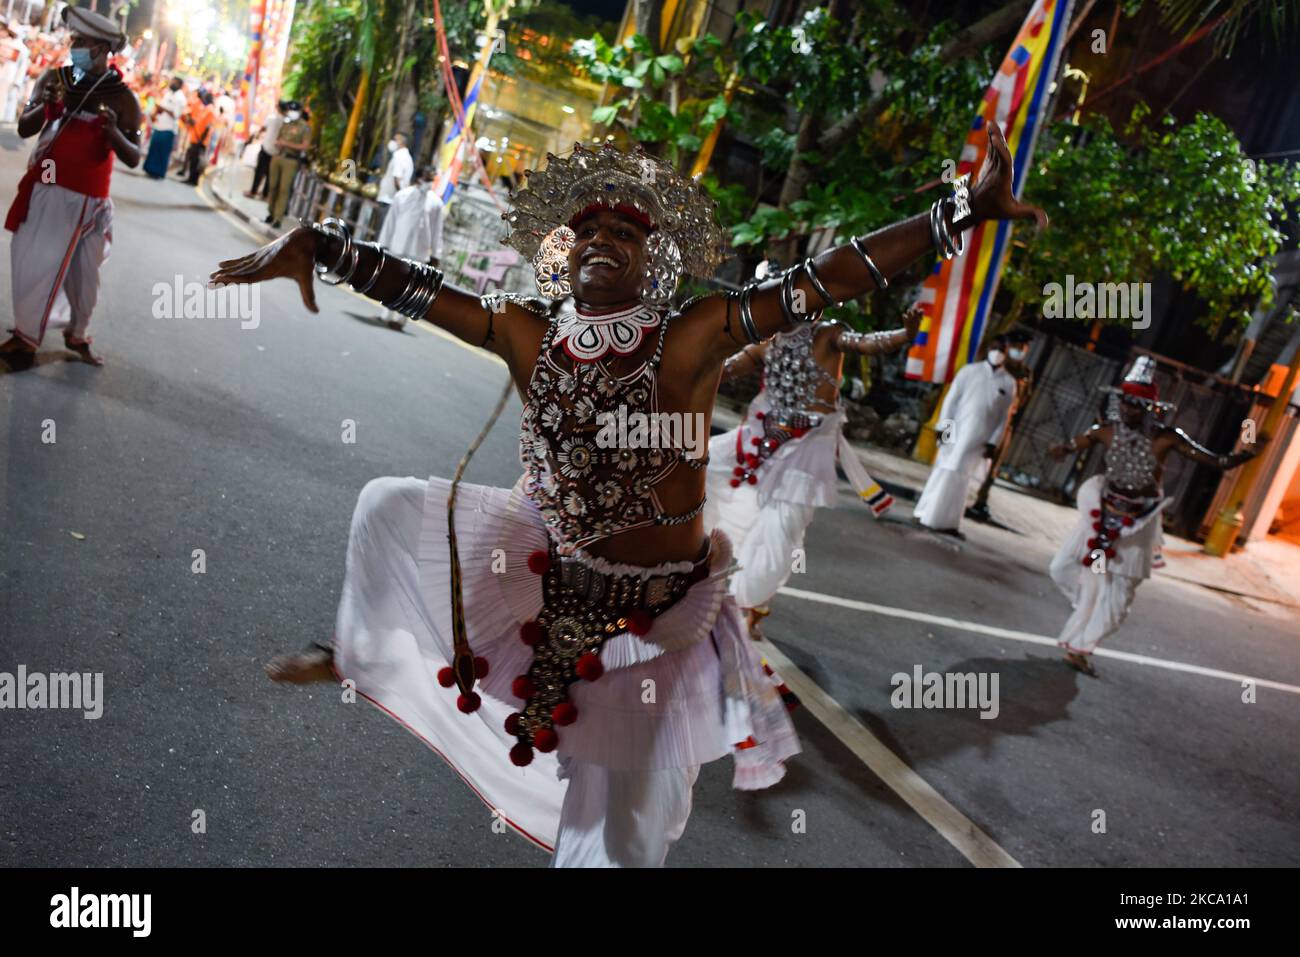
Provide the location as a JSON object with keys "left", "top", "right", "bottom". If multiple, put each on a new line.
{"left": 1003, "top": 107, "right": 1300, "bottom": 329}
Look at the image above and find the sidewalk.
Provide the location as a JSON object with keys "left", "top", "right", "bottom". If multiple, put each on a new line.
{"left": 204, "top": 160, "right": 287, "bottom": 239}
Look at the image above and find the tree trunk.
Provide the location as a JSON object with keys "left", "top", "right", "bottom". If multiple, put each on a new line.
{"left": 340, "top": 69, "right": 370, "bottom": 164}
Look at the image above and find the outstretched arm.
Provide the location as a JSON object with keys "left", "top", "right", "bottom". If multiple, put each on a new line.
{"left": 720, "top": 342, "right": 767, "bottom": 383}
{"left": 209, "top": 225, "right": 503, "bottom": 355}
{"left": 833, "top": 306, "right": 922, "bottom": 357}
{"left": 1049, "top": 424, "right": 1107, "bottom": 461}
{"left": 1165, "top": 428, "right": 1262, "bottom": 470}
{"left": 693, "top": 122, "right": 1047, "bottom": 362}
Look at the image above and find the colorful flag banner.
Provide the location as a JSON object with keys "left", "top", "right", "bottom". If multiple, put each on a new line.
{"left": 905, "top": 0, "right": 1074, "bottom": 383}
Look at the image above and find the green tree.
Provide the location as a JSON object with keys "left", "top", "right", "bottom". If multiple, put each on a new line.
{"left": 1002, "top": 108, "right": 1300, "bottom": 332}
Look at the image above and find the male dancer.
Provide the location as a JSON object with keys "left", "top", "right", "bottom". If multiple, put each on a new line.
{"left": 1047, "top": 357, "right": 1259, "bottom": 676}
{"left": 0, "top": 5, "right": 141, "bottom": 369}
{"left": 211, "top": 125, "right": 1043, "bottom": 865}
{"left": 708, "top": 306, "right": 920, "bottom": 635}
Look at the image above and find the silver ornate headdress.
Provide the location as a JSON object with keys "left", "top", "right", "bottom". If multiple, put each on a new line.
{"left": 501, "top": 142, "right": 728, "bottom": 280}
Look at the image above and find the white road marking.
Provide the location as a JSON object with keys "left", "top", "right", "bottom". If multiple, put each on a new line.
{"left": 778, "top": 585, "right": 1300, "bottom": 696}
{"left": 756, "top": 637, "right": 1021, "bottom": 868}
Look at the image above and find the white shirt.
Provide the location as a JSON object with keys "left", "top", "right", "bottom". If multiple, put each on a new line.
{"left": 931, "top": 359, "right": 1017, "bottom": 475}
{"left": 153, "top": 89, "right": 188, "bottom": 133}
{"left": 377, "top": 183, "right": 445, "bottom": 260}
{"left": 260, "top": 113, "right": 284, "bottom": 156}
{"left": 378, "top": 146, "right": 413, "bottom": 203}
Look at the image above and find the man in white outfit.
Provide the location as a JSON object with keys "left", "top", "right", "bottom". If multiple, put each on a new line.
{"left": 375, "top": 167, "right": 445, "bottom": 330}
{"left": 376, "top": 132, "right": 413, "bottom": 204}
{"left": 913, "top": 334, "right": 1016, "bottom": 538}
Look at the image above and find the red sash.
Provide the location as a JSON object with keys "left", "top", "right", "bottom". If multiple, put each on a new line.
{"left": 5, "top": 111, "right": 115, "bottom": 233}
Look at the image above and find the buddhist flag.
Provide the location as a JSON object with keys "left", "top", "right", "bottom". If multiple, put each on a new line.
{"left": 435, "top": 68, "right": 485, "bottom": 205}
{"left": 904, "top": 0, "right": 1074, "bottom": 383}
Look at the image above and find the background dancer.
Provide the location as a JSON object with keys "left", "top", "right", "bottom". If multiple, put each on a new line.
{"left": 1047, "top": 357, "right": 1260, "bottom": 676}
{"left": 0, "top": 5, "right": 140, "bottom": 369}
{"left": 210, "top": 124, "right": 1043, "bottom": 866}
{"left": 708, "top": 306, "right": 920, "bottom": 636}
{"left": 914, "top": 333, "right": 1017, "bottom": 539}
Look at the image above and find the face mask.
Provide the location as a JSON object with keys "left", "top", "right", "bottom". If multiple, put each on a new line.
{"left": 987, "top": 349, "right": 1006, "bottom": 366}
{"left": 286, "top": 110, "right": 301, "bottom": 121}
{"left": 387, "top": 140, "right": 398, "bottom": 154}
{"left": 70, "top": 47, "right": 95, "bottom": 72}
{"left": 1008, "top": 348, "right": 1025, "bottom": 361}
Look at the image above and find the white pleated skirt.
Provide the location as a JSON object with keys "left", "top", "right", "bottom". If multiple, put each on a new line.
{"left": 331, "top": 474, "right": 801, "bottom": 852}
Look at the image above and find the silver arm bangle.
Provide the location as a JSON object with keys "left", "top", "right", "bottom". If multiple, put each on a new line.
{"left": 848, "top": 235, "right": 888, "bottom": 290}
{"left": 382, "top": 261, "right": 446, "bottom": 320}
{"left": 779, "top": 265, "right": 810, "bottom": 323}
{"left": 353, "top": 244, "right": 389, "bottom": 295}
{"left": 802, "top": 257, "right": 836, "bottom": 307}
{"left": 738, "top": 285, "right": 761, "bottom": 344}
{"left": 313, "top": 218, "right": 357, "bottom": 286}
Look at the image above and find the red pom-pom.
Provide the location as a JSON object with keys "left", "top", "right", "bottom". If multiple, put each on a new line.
{"left": 626, "top": 609, "right": 653, "bottom": 636}
{"left": 520, "top": 620, "right": 543, "bottom": 646}
{"left": 746, "top": 454, "right": 760, "bottom": 467}
{"left": 1104, "top": 548, "right": 1116, "bottom": 558}
{"left": 1087, "top": 538, "right": 1098, "bottom": 549}
{"left": 1122, "top": 515, "right": 1134, "bottom": 527}
{"left": 1090, "top": 509, "right": 1101, "bottom": 518}
{"left": 1082, "top": 555, "right": 1094, "bottom": 567}
{"left": 534, "top": 729, "right": 558, "bottom": 753}
{"left": 575, "top": 652, "right": 604, "bottom": 681}
{"left": 512, "top": 675, "right": 535, "bottom": 699}
{"left": 755, "top": 411, "right": 765, "bottom": 420}
{"left": 746, "top": 474, "right": 758, "bottom": 485}
{"left": 733, "top": 466, "right": 745, "bottom": 477}
{"left": 437, "top": 667, "right": 456, "bottom": 688}
{"left": 510, "top": 743, "right": 534, "bottom": 767}
{"left": 504, "top": 712, "right": 522, "bottom": 735}
{"left": 527, "top": 549, "right": 551, "bottom": 575}
{"left": 457, "top": 692, "right": 481, "bottom": 714}
{"left": 552, "top": 702, "right": 578, "bottom": 726}
{"left": 473, "top": 656, "right": 490, "bottom": 680}
{"left": 729, "top": 478, "right": 741, "bottom": 488}
{"left": 1092, "top": 522, "right": 1102, "bottom": 532}
{"left": 751, "top": 437, "right": 761, "bottom": 446}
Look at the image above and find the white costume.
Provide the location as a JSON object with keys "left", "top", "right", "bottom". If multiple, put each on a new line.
{"left": 376, "top": 183, "right": 445, "bottom": 328}
{"left": 1049, "top": 472, "right": 1164, "bottom": 654}
{"left": 914, "top": 358, "right": 1016, "bottom": 531}
{"left": 706, "top": 324, "right": 893, "bottom": 610}
{"left": 377, "top": 144, "right": 413, "bottom": 203}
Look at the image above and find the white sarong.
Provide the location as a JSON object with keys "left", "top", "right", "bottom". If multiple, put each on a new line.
{"left": 331, "top": 474, "right": 799, "bottom": 865}
{"left": 1048, "top": 474, "right": 1165, "bottom": 654}
{"left": 9, "top": 182, "right": 112, "bottom": 347}
{"left": 705, "top": 390, "right": 891, "bottom": 609}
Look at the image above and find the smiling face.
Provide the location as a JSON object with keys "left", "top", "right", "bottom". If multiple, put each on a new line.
{"left": 568, "top": 207, "right": 651, "bottom": 309}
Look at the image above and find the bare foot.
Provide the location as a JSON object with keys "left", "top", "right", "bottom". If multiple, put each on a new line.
{"left": 744, "top": 606, "right": 770, "bottom": 641}
{"left": 266, "top": 647, "right": 336, "bottom": 684}
{"left": 64, "top": 339, "right": 105, "bottom": 366}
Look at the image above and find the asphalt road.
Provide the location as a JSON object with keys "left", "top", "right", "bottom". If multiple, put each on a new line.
{"left": 1, "top": 138, "right": 1297, "bottom": 868}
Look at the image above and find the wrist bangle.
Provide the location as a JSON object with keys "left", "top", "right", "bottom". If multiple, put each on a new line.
{"left": 738, "top": 285, "right": 761, "bottom": 344}
{"left": 353, "top": 244, "right": 388, "bottom": 294}
{"left": 848, "top": 236, "right": 888, "bottom": 290}
{"left": 312, "top": 218, "right": 356, "bottom": 286}
{"left": 382, "top": 260, "right": 446, "bottom": 320}
{"left": 803, "top": 257, "right": 836, "bottom": 308}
